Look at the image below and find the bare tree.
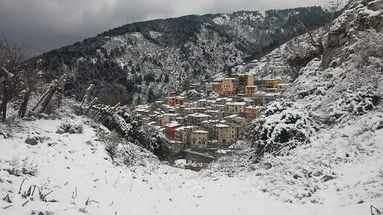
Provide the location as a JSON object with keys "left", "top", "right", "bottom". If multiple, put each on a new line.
{"left": 0, "top": 34, "right": 43, "bottom": 121}
{"left": 0, "top": 34, "right": 27, "bottom": 121}
{"left": 296, "top": 0, "right": 345, "bottom": 55}
{"left": 17, "top": 60, "right": 41, "bottom": 118}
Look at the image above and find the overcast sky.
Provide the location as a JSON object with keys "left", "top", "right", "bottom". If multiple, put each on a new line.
{"left": 0, "top": 0, "right": 328, "bottom": 55}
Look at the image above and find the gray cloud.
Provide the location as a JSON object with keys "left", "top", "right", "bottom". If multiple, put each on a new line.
{"left": 0, "top": 0, "right": 328, "bottom": 54}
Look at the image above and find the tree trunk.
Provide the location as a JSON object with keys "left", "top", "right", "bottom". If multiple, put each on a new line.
{"left": 39, "top": 85, "right": 56, "bottom": 114}
{"left": 1, "top": 77, "right": 8, "bottom": 121}
{"left": 85, "top": 97, "right": 98, "bottom": 115}
{"left": 39, "top": 74, "right": 66, "bottom": 113}
{"left": 18, "top": 89, "right": 31, "bottom": 118}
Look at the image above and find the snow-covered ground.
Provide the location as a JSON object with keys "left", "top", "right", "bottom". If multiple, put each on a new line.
{"left": 1, "top": 116, "right": 381, "bottom": 215}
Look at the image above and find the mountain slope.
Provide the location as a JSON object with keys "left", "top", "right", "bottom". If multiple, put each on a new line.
{"left": 210, "top": 0, "right": 383, "bottom": 208}
{"left": 38, "top": 7, "right": 329, "bottom": 105}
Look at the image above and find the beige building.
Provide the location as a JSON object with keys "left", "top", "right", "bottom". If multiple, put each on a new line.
{"left": 157, "top": 115, "right": 165, "bottom": 126}
{"left": 187, "top": 113, "right": 210, "bottom": 126}
{"left": 213, "top": 124, "right": 237, "bottom": 144}
{"left": 226, "top": 115, "right": 250, "bottom": 127}
{"left": 165, "top": 96, "right": 184, "bottom": 106}
{"left": 191, "top": 130, "right": 209, "bottom": 149}
{"left": 174, "top": 126, "right": 184, "bottom": 141}
{"left": 226, "top": 102, "right": 246, "bottom": 113}
{"left": 181, "top": 126, "right": 198, "bottom": 145}
{"left": 245, "top": 106, "right": 262, "bottom": 117}
{"left": 163, "top": 113, "right": 179, "bottom": 124}
{"left": 245, "top": 85, "right": 257, "bottom": 95}
{"left": 221, "top": 78, "right": 236, "bottom": 95}
{"left": 197, "top": 99, "right": 208, "bottom": 107}
{"left": 234, "top": 74, "right": 255, "bottom": 93}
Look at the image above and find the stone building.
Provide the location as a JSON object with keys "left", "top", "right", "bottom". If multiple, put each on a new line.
{"left": 245, "top": 85, "right": 257, "bottom": 95}
{"left": 244, "top": 106, "right": 262, "bottom": 117}
{"left": 187, "top": 113, "right": 210, "bottom": 126}
{"left": 235, "top": 74, "right": 255, "bottom": 93}
{"left": 191, "top": 130, "right": 209, "bottom": 149}
{"left": 221, "top": 78, "right": 236, "bottom": 95}
{"left": 181, "top": 126, "right": 198, "bottom": 146}
{"left": 213, "top": 124, "right": 237, "bottom": 144}
{"left": 165, "top": 96, "right": 184, "bottom": 106}
{"left": 226, "top": 102, "right": 246, "bottom": 113}
{"left": 165, "top": 122, "right": 183, "bottom": 140}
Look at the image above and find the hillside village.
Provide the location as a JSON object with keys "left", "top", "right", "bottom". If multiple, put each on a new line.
{"left": 132, "top": 74, "right": 288, "bottom": 169}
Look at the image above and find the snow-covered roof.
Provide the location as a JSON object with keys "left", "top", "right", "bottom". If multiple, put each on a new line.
{"left": 202, "top": 120, "right": 220, "bottom": 124}
{"left": 135, "top": 108, "right": 150, "bottom": 113}
{"left": 189, "top": 113, "right": 210, "bottom": 118}
{"left": 226, "top": 102, "right": 247, "bottom": 106}
{"left": 193, "top": 130, "right": 209, "bottom": 134}
{"left": 265, "top": 93, "right": 281, "bottom": 96}
{"left": 166, "top": 96, "right": 185, "bottom": 99}
{"left": 226, "top": 114, "right": 238, "bottom": 118}
{"left": 175, "top": 126, "right": 185, "bottom": 131}
{"left": 215, "top": 124, "right": 229, "bottom": 128}
{"left": 165, "top": 122, "right": 182, "bottom": 127}
{"left": 147, "top": 121, "right": 156, "bottom": 126}
{"left": 163, "top": 113, "right": 179, "bottom": 117}
{"left": 206, "top": 110, "right": 220, "bottom": 113}
{"left": 246, "top": 106, "right": 262, "bottom": 109}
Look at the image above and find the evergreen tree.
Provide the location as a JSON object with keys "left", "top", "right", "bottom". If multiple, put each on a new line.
{"left": 147, "top": 89, "right": 156, "bottom": 103}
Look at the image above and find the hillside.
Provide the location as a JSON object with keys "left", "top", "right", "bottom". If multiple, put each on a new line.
{"left": 38, "top": 7, "right": 329, "bottom": 105}
{"left": 210, "top": 0, "right": 383, "bottom": 208}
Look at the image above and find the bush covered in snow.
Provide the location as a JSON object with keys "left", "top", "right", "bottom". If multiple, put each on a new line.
{"left": 98, "top": 129, "right": 157, "bottom": 166}
{"left": 338, "top": 87, "right": 379, "bottom": 116}
{"left": 56, "top": 121, "right": 84, "bottom": 134}
{"left": 101, "top": 109, "right": 174, "bottom": 162}
{"left": 246, "top": 102, "right": 317, "bottom": 157}
{"left": 1, "top": 157, "right": 38, "bottom": 177}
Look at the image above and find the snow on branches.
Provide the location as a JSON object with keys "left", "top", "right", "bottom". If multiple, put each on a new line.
{"left": 246, "top": 101, "right": 318, "bottom": 157}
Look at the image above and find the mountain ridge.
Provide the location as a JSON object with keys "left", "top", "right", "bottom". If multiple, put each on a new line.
{"left": 37, "top": 6, "right": 329, "bottom": 105}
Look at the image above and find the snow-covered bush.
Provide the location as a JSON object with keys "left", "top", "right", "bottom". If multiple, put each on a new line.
{"left": 342, "top": 87, "right": 379, "bottom": 115}
{"left": 329, "top": 86, "right": 380, "bottom": 119}
{"left": 351, "top": 31, "right": 383, "bottom": 68}
{"left": 246, "top": 104, "right": 317, "bottom": 157}
{"left": 98, "top": 130, "right": 156, "bottom": 166}
{"left": 1, "top": 157, "right": 38, "bottom": 177}
{"left": 263, "top": 101, "right": 293, "bottom": 117}
{"left": 101, "top": 133, "right": 122, "bottom": 161}
{"left": 56, "top": 121, "right": 84, "bottom": 134}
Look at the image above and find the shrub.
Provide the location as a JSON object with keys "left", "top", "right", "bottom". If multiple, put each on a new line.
{"left": 246, "top": 105, "right": 317, "bottom": 157}
{"left": 56, "top": 121, "right": 84, "bottom": 134}
{"left": 342, "top": 87, "right": 380, "bottom": 115}
{"left": 2, "top": 157, "right": 38, "bottom": 177}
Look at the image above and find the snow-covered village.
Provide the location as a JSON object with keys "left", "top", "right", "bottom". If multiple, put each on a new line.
{"left": 131, "top": 75, "right": 286, "bottom": 169}
{"left": 1, "top": 0, "right": 383, "bottom": 214}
